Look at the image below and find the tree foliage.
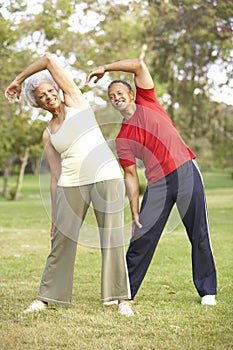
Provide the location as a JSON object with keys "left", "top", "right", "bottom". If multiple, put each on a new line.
{"left": 0, "top": 0, "right": 232, "bottom": 194}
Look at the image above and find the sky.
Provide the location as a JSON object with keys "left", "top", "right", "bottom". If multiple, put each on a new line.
{"left": 207, "top": 60, "right": 233, "bottom": 106}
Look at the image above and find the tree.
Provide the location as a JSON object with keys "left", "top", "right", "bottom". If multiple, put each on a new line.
{"left": 1, "top": 0, "right": 232, "bottom": 175}
{"left": 142, "top": 1, "right": 233, "bottom": 142}
{"left": 0, "top": 4, "right": 47, "bottom": 198}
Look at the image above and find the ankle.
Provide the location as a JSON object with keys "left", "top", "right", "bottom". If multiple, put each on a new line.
{"left": 118, "top": 299, "right": 129, "bottom": 305}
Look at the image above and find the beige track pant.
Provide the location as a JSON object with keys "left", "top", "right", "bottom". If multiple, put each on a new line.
{"left": 37, "top": 179, "right": 131, "bottom": 305}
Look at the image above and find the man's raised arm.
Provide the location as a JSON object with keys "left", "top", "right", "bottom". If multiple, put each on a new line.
{"left": 86, "top": 58, "right": 154, "bottom": 89}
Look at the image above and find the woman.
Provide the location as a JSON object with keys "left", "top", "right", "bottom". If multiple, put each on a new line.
{"left": 5, "top": 53, "right": 134, "bottom": 316}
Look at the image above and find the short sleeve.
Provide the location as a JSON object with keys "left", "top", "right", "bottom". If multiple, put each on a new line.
{"left": 135, "top": 86, "right": 157, "bottom": 105}
{"left": 116, "top": 137, "right": 136, "bottom": 169}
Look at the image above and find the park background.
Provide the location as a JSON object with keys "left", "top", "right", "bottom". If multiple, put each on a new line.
{"left": 0, "top": 0, "right": 233, "bottom": 349}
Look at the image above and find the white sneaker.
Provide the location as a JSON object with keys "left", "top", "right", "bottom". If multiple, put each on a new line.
{"left": 118, "top": 302, "right": 134, "bottom": 317}
{"left": 201, "top": 295, "right": 216, "bottom": 306}
{"left": 23, "top": 299, "right": 48, "bottom": 313}
{"left": 103, "top": 300, "right": 118, "bottom": 306}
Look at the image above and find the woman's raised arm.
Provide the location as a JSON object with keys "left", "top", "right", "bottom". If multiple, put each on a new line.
{"left": 5, "top": 53, "right": 89, "bottom": 109}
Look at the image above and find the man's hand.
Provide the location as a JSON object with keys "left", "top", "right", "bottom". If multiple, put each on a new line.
{"left": 86, "top": 66, "right": 105, "bottom": 85}
{"left": 131, "top": 213, "right": 142, "bottom": 236}
{"left": 5, "top": 80, "right": 22, "bottom": 103}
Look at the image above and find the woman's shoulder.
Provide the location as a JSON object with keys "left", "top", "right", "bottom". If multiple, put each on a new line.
{"left": 42, "top": 127, "right": 52, "bottom": 146}
{"left": 66, "top": 105, "right": 93, "bottom": 117}
{"left": 64, "top": 94, "right": 90, "bottom": 110}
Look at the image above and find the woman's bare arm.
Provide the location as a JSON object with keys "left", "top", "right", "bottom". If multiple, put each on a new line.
{"left": 42, "top": 129, "right": 61, "bottom": 239}
{"left": 5, "top": 53, "right": 89, "bottom": 109}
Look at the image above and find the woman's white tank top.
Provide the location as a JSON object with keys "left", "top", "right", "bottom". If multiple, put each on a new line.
{"left": 48, "top": 107, "right": 122, "bottom": 186}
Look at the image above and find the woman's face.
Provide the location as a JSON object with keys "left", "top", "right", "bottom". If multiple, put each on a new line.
{"left": 34, "top": 82, "right": 61, "bottom": 111}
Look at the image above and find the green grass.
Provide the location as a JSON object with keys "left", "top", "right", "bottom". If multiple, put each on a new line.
{"left": 0, "top": 171, "right": 233, "bottom": 350}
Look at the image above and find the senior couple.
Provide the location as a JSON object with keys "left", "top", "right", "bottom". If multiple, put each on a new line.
{"left": 5, "top": 53, "right": 217, "bottom": 317}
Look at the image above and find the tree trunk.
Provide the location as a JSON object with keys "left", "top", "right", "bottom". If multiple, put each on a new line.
{"left": 2, "top": 154, "right": 15, "bottom": 198}
{"left": 13, "top": 147, "right": 30, "bottom": 200}
{"left": 31, "top": 156, "right": 41, "bottom": 176}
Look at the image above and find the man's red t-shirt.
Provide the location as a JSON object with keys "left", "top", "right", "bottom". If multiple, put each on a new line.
{"left": 116, "top": 86, "right": 196, "bottom": 185}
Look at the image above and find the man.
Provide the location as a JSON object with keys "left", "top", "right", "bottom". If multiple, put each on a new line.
{"left": 86, "top": 58, "right": 217, "bottom": 306}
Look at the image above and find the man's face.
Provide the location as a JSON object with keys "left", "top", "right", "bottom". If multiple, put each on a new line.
{"left": 108, "top": 82, "right": 134, "bottom": 112}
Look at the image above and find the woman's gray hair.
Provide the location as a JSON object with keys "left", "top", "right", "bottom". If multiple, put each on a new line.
{"left": 24, "top": 70, "right": 59, "bottom": 107}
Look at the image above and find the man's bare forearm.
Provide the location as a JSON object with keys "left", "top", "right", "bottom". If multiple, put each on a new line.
{"left": 124, "top": 167, "right": 140, "bottom": 220}
{"left": 103, "top": 58, "right": 143, "bottom": 75}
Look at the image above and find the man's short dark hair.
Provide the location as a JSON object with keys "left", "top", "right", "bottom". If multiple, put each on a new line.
{"left": 108, "top": 80, "right": 132, "bottom": 91}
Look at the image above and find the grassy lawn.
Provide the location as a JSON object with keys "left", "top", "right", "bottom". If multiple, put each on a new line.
{"left": 0, "top": 171, "right": 232, "bottom": 350}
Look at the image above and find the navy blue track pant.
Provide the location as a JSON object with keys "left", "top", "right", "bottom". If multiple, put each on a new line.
{"left": 126, "top": 160, "right": 217, "bottom": 300}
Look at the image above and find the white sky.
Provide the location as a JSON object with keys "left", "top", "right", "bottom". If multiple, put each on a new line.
{"left": 207, "top": 64, "right": 233, "bottom": 105}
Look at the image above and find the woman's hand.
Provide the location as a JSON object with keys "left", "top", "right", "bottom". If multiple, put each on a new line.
{"left": 85, "top": 66, "right": 105, "bottom": 85}
{"left": 50, "top": 223, "right": 55, "bottom": 240}
{"left": 5, "top": 80, "right": 22, "bottom": 103}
